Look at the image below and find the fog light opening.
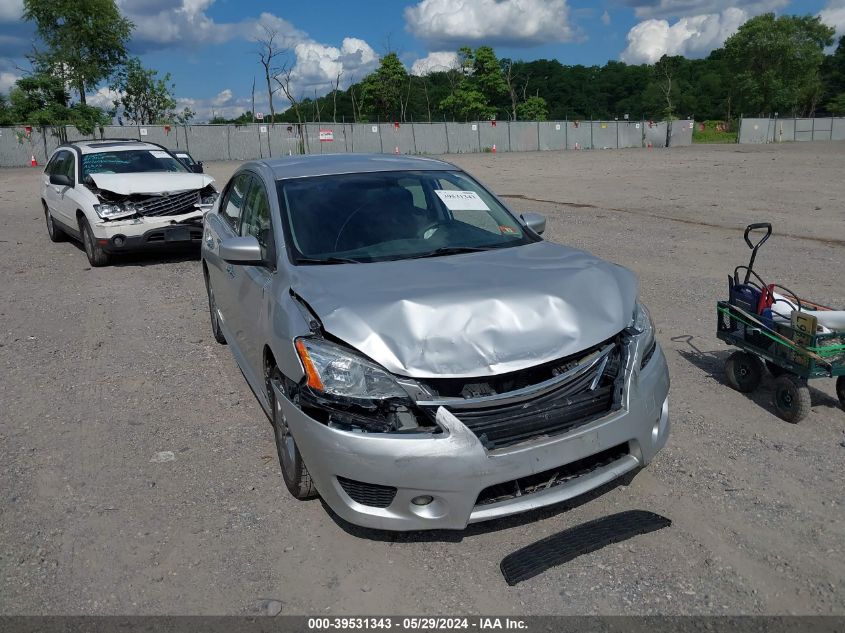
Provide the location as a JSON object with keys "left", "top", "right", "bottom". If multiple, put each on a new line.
{"left": 411, "top": 495, "right": 434, "bottom": 506}
{"left": 112, "top": 235, "right": 126, "bottom": 248}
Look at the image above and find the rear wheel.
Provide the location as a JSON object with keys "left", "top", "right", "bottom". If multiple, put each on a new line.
{"left": 773, "top": 374, "right": 811, "bottom": 423}
{"left": 725, "top": 351, "right": 763, "bottom": 393}
{"left": 836, "top": 376, "right": 845, "bottom": 411}
{"left": 268, "top": 368, "right": 317, "bottom": 499}
{"left": 79, "top": 216, "right": 110, "bottom": 267}
{"left": 45, "top": 206, "right": 65, "bottom": 242}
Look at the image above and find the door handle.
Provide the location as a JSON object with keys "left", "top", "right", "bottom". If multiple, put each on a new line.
{"left": 226, "top": 264, "right": 235, "bottom": 278}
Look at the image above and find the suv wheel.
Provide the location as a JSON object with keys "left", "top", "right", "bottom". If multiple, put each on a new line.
{"left": 268, "top": 367, "right": 317, "bottom": 500}
{"left": 45, "top": 206, "right": 65, "bottom": 242}
{"left": 79, "top": 216, "right": 110, "bottom": 267}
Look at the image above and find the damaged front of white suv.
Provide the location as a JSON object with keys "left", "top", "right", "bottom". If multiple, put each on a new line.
{"left": 85, "top": 171, "right": 218, "bottom": 251}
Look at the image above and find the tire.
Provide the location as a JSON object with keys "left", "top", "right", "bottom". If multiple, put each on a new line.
{"left": 45, "top": 206, "right": 65, "bottom": 242}
{"left": 725, "top": 351, "right": 764, "bottom": 393}
{"left": 766, "top": 360, "right": 786, "bottom": 378}
{"left": 79, "top": 216, "right": 110, "bottom": 267}
{"left": 204, "top": 272, "right": 227, "bottom": 345}
{"left": 772, "top": 374, "right": 811, "bottom": 424}
{"left": 836, "top": 376, "right": 845, "bottom": 411}
{"left": 268, "top": 368, "right": 317, "bottom": 499}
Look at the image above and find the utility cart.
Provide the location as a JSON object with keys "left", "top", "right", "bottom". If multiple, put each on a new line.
{"left": 717, "top": 223, "right": 845, "bottom": 423}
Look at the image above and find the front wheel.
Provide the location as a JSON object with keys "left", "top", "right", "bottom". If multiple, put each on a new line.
{"left": 268, "top": 368, "right": 317, "bottom": 500}
{"left": 836, "top": 376, "right": 845, "bottom": 411}
{"left": 725, "top": 351, "right": 763, "bottom": 393}
{"left": 79, "top": 217, "right": 110, "bottom": 267}
{"left": 45, "top": 207, "right": 65, "bottom": 242}
{"left": 204, "top": 273, "right": 226, "bottom": 344}
{"left": 773, "top": 374, "right": 811, "bottom": 423}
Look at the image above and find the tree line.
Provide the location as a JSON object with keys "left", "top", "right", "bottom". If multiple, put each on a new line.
{"left": 2, "top": 3, "right": 844, "bottom": 132}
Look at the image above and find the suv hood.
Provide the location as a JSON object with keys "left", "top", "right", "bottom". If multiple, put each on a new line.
{"left": 89, "top": 172, "right": 214, "bottom": 196}
{"left": 289, "top": 241, "right": 638, "bottom": 379}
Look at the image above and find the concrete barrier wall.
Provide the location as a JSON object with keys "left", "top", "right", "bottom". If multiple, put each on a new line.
{"left": 738, "top": 117, "right": 845, "bottom": 144}
{"left": 0, "top": 119, "right": 694, "bottom": 167}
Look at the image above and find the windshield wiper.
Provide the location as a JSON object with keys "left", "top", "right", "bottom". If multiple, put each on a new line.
{"left": 407, "top": 246, "right": 493, "bottom": 260}
{"left": 296, "top": 256, "right": 365, "bottom": 265}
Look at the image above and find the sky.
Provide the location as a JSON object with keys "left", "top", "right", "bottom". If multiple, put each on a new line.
{"left": 1, "top": 0, "right": 844, "bottom": 121}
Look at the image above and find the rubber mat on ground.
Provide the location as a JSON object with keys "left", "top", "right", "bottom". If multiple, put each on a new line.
{"left": 500, "top": 510, "right": 671, "bottom": 586}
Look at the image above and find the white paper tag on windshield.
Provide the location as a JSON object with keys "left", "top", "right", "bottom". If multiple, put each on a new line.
{"left": 150, "top": 150, "right": 170, "bottom": 158}
{"left": 434, "top": 190, "right": 490, "bottom": 211}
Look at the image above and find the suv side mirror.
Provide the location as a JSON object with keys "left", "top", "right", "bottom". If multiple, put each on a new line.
{"left": 520, "top": 212, "right": 546, "bottom": 235}
{"left": 191, "top": 163, "right": 204, "bottom": 173}
{"left": 49, "top": 173, "right": 72, "bottom": 187}
{"left": 219, "top": 236, "right": 263, "bottom": 265}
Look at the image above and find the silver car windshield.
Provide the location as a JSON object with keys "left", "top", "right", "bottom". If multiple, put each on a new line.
{"left": 82, "top": 150, "right": 189, "bottom": 176}
{"left": 277, "top": 170, "right": 538, "bottom": 264}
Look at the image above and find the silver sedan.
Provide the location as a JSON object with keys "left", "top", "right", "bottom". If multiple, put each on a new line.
{"left": 202, "top": 154, "right": 669, "bottom": 531}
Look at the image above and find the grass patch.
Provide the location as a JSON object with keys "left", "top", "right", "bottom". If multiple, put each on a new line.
{"left": 693, "top": 120, "right": 737, "bottom": 144}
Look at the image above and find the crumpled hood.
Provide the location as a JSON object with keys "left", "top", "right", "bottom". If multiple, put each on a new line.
{"left": 89, "top": 172, "right": 214, "bottom": 196}
{"left": 289, "top": 241, "right": 638, "bottom": 379}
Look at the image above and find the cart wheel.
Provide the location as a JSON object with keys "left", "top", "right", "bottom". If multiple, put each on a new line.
{"left": 725, "top": 351, "right": 764, "bottom": 393}
{"left": 837, "top": 376, "right": 845, "bottom": 411}
{"left": 765, "top": 361, "right": 786, "bottom": 377}
{"left": 772, "top": 374, "right": 811, "bottom": 423}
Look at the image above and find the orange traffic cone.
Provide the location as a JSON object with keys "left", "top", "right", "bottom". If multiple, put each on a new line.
{"left": 31, "top": 154, "right": 38, "bottom": 167}
{"left": 492, "top": 144, "right": 496, "bottom": 153}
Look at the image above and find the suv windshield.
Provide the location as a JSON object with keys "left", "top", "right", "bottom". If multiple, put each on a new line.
{"left": 278, "top": 170, "right": 539, "bottom": 264}
{"left": 82, "top": 150, "right": 188, "bottom": 176}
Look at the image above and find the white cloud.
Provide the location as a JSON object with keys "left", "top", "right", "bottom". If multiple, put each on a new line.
{"left": 410, "top": 51, "right": 459, "bottom": 76}
{"left": 624, "top": 0, "right": 786, "bottom": 20}
{"left": 87, "top": 86, "right": 121, "bottom": 109}
{"left": 211, "top": 88, "right": 233, "bottom": 106}
{"left": 620, "top": 7, "right": 747, "bottom": 63}
{"left": 0, "top": 0, "right": 22, "bottom": 22}
{"left": 820, "top": 0, "right": 845, "bottom": 40}
{"left": 601, "top": 10, "right": 611, "bottom": 26}
{"left": 0, "top": 69, "right": 20, "bottom": 93}
{"left": 284, "top": 37, "right": 379, "bottom": 98}
{"left": 404, "top": 0, "right": 576, "bottom": 46}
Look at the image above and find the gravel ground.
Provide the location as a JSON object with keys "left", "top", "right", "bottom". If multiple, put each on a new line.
{"left": 1, "top": 142, "right": 843, "bottom": 615}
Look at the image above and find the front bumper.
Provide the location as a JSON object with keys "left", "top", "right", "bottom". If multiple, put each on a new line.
{"left": 275, "top": 343, "right": 671, "bottom": 531}
{"left": 90, "top": 209, "right": 208, "bottom": 253}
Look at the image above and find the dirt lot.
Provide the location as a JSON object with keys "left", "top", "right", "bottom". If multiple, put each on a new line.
{"left": 1, "top": 142, "right": 843, "bottom": 615}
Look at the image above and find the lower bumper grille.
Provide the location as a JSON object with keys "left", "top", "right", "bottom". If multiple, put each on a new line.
{"left": 337, "top": 476, "right": 397, "bottom": 508}
{"left": 475, "top": 443, "right": 629, "bottom": 506}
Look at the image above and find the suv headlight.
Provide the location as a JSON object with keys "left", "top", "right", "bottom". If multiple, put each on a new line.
{"left": 628, "top": 300, "right": 656, "bottom": 363}
{"left": 200, "top": 191, "right": 219, "bottom": 205}
{"left": 94, "top": 202, "right": 136, "bottom": 220}
{"left": 295, "top": 337, "right": 407, "bottom": 400}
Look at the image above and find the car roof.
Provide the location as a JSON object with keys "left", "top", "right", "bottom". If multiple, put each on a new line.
{"left": 67, "top": 139, "right": 171, "bottom": 155}
{"left": 251, "top": 154, "right": 457, "bottom": 181}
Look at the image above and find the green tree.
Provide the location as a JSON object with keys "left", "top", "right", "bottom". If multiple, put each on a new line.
{"left": 440, "top": 86, "right": 495, "bottom": 120}
{"left": 22, "top": 0, "right": 133, "bottom": 105}
{"left": 8, "top": 70, "right": 108, "bottom": 133}
{"left": 360, "top": 53, "right": 408, "bottom": 121}
{"left": 724, "top": 13, "right": 834, "bottom": 116}
{"left": 472, "top": 46, "right": 507, "bottom": 106}
{"left": 111, "top": 58, "right": 177, "bottom": 124}
{"left": 516, "top": 95, "right": 548, "bottom": 120}
{"left": 827, "top": 93, "right": 845, "bottom": 114}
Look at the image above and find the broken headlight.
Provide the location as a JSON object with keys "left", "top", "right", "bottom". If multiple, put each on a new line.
{"left": 627, "top": 300, "right": 656, "bottom": 364}
{"left": 294, "top": 337, "right": 435, "bottom": 434}
{"left": 93, "top": 202, "right": 136, "bottom": 220}
{"left": 295, "top": 337, "right": 407, "bottom": 400}
{"left": 200, "top": 191, "right": 219, "bottom": 205}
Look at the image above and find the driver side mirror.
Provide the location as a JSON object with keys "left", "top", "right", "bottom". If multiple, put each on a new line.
{"left": 49, "top": 173, "right": 72, "bottom": 187}
{"left": 520, "top": 212, "right": 546, "bottom": 235}
{"left": 219, "top": 236, "right": 264, "bottom": 265}
{"left": 191, "top": 163, "right": 204, "bottom": 173}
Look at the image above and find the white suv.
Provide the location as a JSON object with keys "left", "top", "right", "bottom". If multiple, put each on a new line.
{"left": 41, "top": 139, "right": 218, "bottom": 266}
